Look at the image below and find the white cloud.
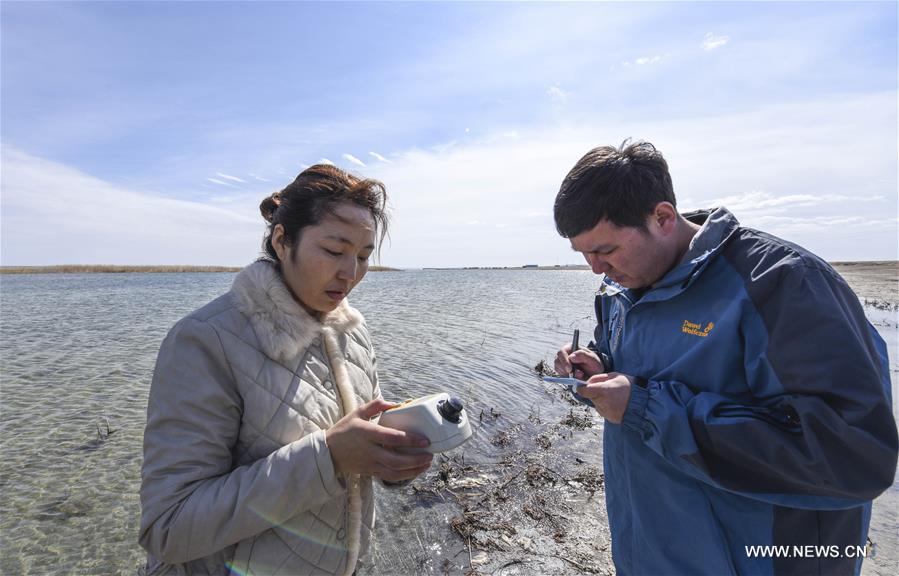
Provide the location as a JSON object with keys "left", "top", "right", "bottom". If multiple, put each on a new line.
{"left": 707, "top": 190, "right": 886, "bottom": 213}
{"left": 546, "top": 85, "right": 570, "bottom": 101}
{"left": 215, "top": 172, "right": 246, "bottom": 183}
{"left": 361, "top": 91, "right": 896, "bottom": 267}
{"left": 635, "top": 55, "right": 663, "bottom": 65}
{"left": 702, "top": 32, "right": 730, "bottom": 51}
{"left": 747, "top": 215, "right": 896, "bottom": 232}
{"left": 617, "top": 54, "right": 664, "bottom": 68}
{"left": 1, "top": 147, "right": 264, "bottom": 266}
{"left": 249, "top": 173, "right": 270, "bottom": 182}
{"left": 2, "top": 92, "right": 894, "bottom": 268}
{"left": 389, "top": 3, "right": 657, "bottom": 107}
{"left": 206, "top": 177, "right": 236, "bottom": 187}
{"left": 318, "top": 158, "right": 335, "bottom": 166}
{"left": 342, "top": 153, "right": 367, "bottom": 167}
{"left": 369, "top": 151, "right": 392, "bottom": 164}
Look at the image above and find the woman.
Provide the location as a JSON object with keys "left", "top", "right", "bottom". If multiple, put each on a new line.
{"left": 139, "top": 165, "right": 433, "bottom": 575}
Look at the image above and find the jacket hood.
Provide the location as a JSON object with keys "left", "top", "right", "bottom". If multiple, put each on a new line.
{"left": 681, "top": 207, "right": 740, "bottom": 262}
{"left": 230, "top": 260, "right": 364, "bottom": 362}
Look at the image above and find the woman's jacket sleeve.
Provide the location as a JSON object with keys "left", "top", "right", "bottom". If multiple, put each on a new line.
{"left": 139, "top": 317, "right": 345, "bottom": 564}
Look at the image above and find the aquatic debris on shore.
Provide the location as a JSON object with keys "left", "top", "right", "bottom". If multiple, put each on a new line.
{"left": 570, "top": 466, "right": 605, "bottom": 501}
{"left": 559, "top": 408, "right": 593, "bottom": 431}
{"left": 534, "top": 359, "right": 558, "bottom": 377}
{"left": 525, "top": 462, "right": 558, "bottom": 487}
{"left": 34, "top": 492, "right": 93, "bottom": 522}
{"left": 536, "top": 434, "right": 552, "bottom": 450}
{"left": 408, "top": 408, "right": 612, "bottom": 575}
{"left": 491, "top": 430, "right": 513, "bottom": 447}
{"left": 424, "top": 447, "right": 609, "bottom": 574}
{"left": 478, "top": 407, "right": 502, "bottom": 422}
{"left": 534, "top": 358, "right": 596, "bottom": 407}
{"left": 73, "top": 416, "right": 117, "bottom": 453}
{"left": 863, "top": 298, "right": 898, "bottom": 311}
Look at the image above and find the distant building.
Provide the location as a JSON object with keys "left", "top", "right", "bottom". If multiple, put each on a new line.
{"left": 522, "top": 264, "right": 539, "bottom": 269}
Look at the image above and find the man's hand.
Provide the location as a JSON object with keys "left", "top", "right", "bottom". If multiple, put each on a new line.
{"left": 326, "top": 399, "right": 434, "bottom": 482}
{"left": 578, "top": 373, "right": 634, "bottom": 424}
{"left": 554, "top": 344, "right": 605, "bottom": 379}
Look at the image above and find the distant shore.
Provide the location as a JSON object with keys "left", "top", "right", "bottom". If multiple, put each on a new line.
{"left": 1, "top": 261, "right": 895, "bottom": 279}
{"left": 0, "top": 264, "right": 586, "bottom": 274}
{"left": 423, "top": 264, "right": 592, "bottom": 271}
{"left": 0, "top": 264, "right": 401, "bottom": 274}
{"left": 829, "top": 261, "right": 898, "bottom": 307}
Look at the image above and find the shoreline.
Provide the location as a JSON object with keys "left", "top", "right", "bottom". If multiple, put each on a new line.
{"left": 0, "top": 264, "right": 401, "bottom": 274}
{"left": 2, "top": 261, "right": 895, "bottom": 275}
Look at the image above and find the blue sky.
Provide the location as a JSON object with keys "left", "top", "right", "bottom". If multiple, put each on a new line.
{"left": 2, "top": 1, "right": 896, "bottom": 267}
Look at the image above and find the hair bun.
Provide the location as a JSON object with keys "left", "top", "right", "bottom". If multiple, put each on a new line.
{"left": 259, "top": 192, "right": 281, "bottom": 223}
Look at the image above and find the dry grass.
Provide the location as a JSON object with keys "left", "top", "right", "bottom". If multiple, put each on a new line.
{"left": 0, "top": 264, "right": 401, "bottom": 274}
{"left": 0, "top": 265, "right": 241, "bottom": 274}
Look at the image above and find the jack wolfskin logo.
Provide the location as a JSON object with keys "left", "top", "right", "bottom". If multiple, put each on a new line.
{"left": 682, "top": 320, "right": 714, "bottom": 337}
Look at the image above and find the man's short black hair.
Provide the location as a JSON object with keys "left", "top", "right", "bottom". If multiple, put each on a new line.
{"left": 554, "top": 140, "right": 676, "bottom": 238}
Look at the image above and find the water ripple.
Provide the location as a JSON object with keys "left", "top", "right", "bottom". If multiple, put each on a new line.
{"left": 1, "top": 270, "right": 895, "bottom": 575}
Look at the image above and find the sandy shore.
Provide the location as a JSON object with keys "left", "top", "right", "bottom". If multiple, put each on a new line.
{"left": 831, "top": 261, "right": 898, "bottom": 307}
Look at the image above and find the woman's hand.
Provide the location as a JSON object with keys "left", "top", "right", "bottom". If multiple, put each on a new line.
{"left": 326, "top": 399, "right": 434, "bottom": 482}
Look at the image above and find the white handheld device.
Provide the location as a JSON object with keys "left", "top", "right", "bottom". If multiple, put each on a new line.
{"left": 378, "top": 393, "right": 473, "bottom": 454}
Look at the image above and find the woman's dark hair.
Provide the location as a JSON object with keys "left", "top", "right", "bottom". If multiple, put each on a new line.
{"left": 260, "top": 164, "right": 389, "bottom": 263}
{"left": 554, "top": 140, "right": 676, "bottom": 238}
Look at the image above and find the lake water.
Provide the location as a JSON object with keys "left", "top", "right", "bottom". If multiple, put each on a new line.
{"left": 1, "top": 270, "right": 896, "bottom": 575}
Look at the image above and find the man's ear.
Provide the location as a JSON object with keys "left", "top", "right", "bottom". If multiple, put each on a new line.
{"left": 653, "top": 202, "right": 678, "bottom": 235}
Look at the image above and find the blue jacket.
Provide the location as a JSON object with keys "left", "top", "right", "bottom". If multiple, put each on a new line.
{"left": 593, "top": 207, "right": 897, "bottom": 575}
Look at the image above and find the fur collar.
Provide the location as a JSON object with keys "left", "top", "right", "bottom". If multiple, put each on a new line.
{"left": 230, "top": 260, "right": 364, "bottom": 362}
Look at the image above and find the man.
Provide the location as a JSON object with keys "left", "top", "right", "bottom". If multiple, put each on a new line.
{"left": 552, "top": 140, "right": 897, "bottom": 575}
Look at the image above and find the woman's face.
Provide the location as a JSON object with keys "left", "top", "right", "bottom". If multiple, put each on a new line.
{"left": 273, "top": 202, "right": 376, "bottom": 316}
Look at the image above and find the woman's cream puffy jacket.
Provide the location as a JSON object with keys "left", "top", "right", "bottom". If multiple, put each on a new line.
{"left": 140, "top": 261, "right": 378, "bottom": 575}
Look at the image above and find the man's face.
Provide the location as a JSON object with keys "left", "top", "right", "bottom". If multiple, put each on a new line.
{"left": 569, "top": 215, "right": 673, "bottom": 289}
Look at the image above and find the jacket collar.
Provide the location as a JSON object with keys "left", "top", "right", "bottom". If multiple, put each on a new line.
{"left": 597, "top": 207, "right": 741, "bottom": 301}
{"left": 647, "top": 206, "right": 741, "bottom": 297}
{"left": 680, "top": 206, "right": 740, "bottom": 264}
{"left": 230, "top": 260, "right": 364, "bottom": 362}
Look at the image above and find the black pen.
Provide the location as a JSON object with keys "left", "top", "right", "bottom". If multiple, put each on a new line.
{"left": 569, "top": 329, "right": 580, "bottom": 377}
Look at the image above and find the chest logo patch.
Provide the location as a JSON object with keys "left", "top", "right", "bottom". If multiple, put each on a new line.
{"left": 682, "top": 320, "right": 714, "bottom": 337}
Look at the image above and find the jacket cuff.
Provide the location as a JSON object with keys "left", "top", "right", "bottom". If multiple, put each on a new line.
{"left": 313, "top": 429, "right": 346, "bottom": 498}
{"left": 621, "top": 381, "right": 652, "bottom": 437}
